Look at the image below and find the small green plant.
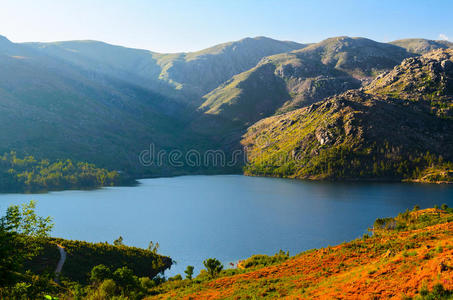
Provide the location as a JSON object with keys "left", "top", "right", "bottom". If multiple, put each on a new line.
{"left": 413, "top": 205, "right": 420, "bottom": 211}
{"left": 441, "top": 203, "right": 448, "bottom": 210}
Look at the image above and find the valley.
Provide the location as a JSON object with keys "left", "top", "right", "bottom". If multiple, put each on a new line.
{"left": 1, "top": 34, "right": 452, "bottom": 187}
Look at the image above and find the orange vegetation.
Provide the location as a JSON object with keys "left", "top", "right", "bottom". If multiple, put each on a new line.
{"left": 149, "top": 209, "right": 452, "bottom": 299}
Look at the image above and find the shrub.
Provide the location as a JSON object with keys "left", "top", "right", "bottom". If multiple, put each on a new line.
{"left": 242, "top": 250, "right": 290, "bottom": 269}
{"left": 168, "top": 274, "right": 182, "bottom": 281}
{"left": 98, "top": 279, "right": 117, "bottom": 297}
{"left": 139, "top": 277, "right": 155, "bottom": 290}
{"left": 113, "top": 266, "right": 139, "bottom": 293}
{"left": 90, "top": 265, "right": 112, "bottom": 284}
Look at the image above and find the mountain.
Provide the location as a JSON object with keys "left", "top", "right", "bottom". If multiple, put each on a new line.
{"left": 0, "top": 35, "right": 201, "bottom": 176}
{"left": 2, "top": 34, "right": 451, "bottom": 181}
{"left": 199, "top": 37, "right": 413, "bottom": 124}
{"left": 241, "top": 49, "right": 453, "bottom": 182}
{"left": 390, "top": 38, "right": 453, "bottom": 54}
{"left": 26, "top": 37, "right": 306, "bottom": 104}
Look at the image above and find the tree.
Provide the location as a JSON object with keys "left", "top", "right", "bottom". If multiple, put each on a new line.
{"left": 184, "top": 265, "right": 194, "bottom": 280}
{"left": 112, "top": 266, "right": 139, "bottom": 293}
{"left": 2, "top": 200, "right": 53, "bottom": 237}
{"left": 113, "top": 236, "right": 124, "bottom": 246}
{"left": 441, "top": 203, "right": 448, "bottom": 210}
{"left": 0, "top": 201, "right": 53, "bottom": 288}
{"left": 90, "top": 265, "right": 112, "bottom": 284}
{"left": 148, "top": 241, "right": 159, "bottom": 254}
{"left": 413, "top": 205, "right": 420, "bottom": 211}
{"left": 203, "top": 258, "right": 223, "bottom": 278}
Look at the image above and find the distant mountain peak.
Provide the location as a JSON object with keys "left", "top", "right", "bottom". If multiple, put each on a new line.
{"left": 390, "top": 38, "right": 453, "bottom": 54}
{"left": 0, "top": 34, "right": 11, "bottom": 43}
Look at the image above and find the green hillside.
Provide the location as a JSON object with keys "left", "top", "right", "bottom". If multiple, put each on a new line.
{"left": 27, "top": 237, "right": 172, "bottom": 284}
{"left": 199, "top": 36, "right": 412, "bottom": 124}
{"left": 27, "top": 36, "right": 305, "bottom": 104}
{"left": 0, "top": 35, "right": 212, "bottom": 177}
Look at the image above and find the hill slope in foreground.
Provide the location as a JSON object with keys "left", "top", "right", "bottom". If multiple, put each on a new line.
{"left": 148, "top": 208, "right": 453, "bottom": 299}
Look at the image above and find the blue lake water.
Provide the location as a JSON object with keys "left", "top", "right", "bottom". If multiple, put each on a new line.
{"left": 0, "top": 175, "right": 452, "bottom": 276}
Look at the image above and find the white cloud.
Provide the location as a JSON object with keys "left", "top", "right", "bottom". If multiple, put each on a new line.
{"left": 439, "top": 33, "right": 449, "bottom": 41}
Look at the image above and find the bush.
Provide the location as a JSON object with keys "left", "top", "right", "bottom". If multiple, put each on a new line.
{"left": 242, "top": 250, "right": 290, "bottom": 269}
{"left": 112, "top": 266, "right": 139, "bottom": 293}
{"left": 139, "top": 277, "right": 155, "bottom": 290}
{"left": 90, "top": 265, "right": 112, "bottom": 284}
{"left": 168, "top": 274, "right": 182, "bottom": 281}
{"left": 98, "top": 279, "right": 117, "bottom": 297}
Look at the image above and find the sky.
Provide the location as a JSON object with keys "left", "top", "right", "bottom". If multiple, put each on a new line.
{"left": 0, "top": 0, "right": 452, "bottom": 53}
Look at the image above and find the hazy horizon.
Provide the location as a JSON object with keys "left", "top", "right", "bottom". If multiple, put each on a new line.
{"left": 1, "top": 0, "right": 452, "bottom": 53}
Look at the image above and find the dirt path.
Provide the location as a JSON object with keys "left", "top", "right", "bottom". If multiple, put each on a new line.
{"left": 54, "top": 244, "right": 66, "bottom": 283}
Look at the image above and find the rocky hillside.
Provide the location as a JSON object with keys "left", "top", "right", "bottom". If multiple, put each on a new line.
{"left": 390, "top": 38, "right": 453, "bottom": 54}
{"left": 366, "top": 49, "right": 453, "bottom": 118}
{"left": 147, "top": 207, "right": 453, "bottom": 299}
{"left": 200, "top": 37, "right": 413, "bottom": 124}
{"left": 241, "top": 49, "right": 453, "bottom": 182}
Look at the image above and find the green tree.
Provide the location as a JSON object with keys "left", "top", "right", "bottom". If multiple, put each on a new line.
{"left": 113, "top": 236, "right": 124, "bottom": 246}
{"left": 112, "top": 266, "right": 139, "bottom": 293}
{"left": 203, "top": 258, "right": 223, "bottom": 278}
{"left": 148, "top": 241, "right": 159, "bottom": 254}
{"left": 90, "top": 265, "right": 112, "bottom": 284}
{"left": 2, "top": 200, "right": 53, "bottom": 237}
{"left": 184, "top": 265, "right": 194, "bottom": 280}
{"left": 0, "top": 201, "right": 53, "bottom": 288}
{"left": 441, "top": 203, "right": 448, "bottom": 210}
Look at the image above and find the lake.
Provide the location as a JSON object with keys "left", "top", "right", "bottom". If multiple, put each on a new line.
{"left": 0, "top": 175, "right": 452, "bottom": 276}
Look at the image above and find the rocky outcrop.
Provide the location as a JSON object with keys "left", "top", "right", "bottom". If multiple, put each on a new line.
{"left": 366, "top": 49, "right": 453, "bottom": 117}
{"left": 241, "top": 50, "right": 453, "bottom": 182}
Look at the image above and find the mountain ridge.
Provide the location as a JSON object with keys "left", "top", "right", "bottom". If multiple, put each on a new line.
{"left": 199, "top": 36, "right": 413, "bottom": 124}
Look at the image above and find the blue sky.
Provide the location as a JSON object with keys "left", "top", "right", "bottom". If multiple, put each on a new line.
{"left": 1, "top": 0, "right": 452, "bottom": 53}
